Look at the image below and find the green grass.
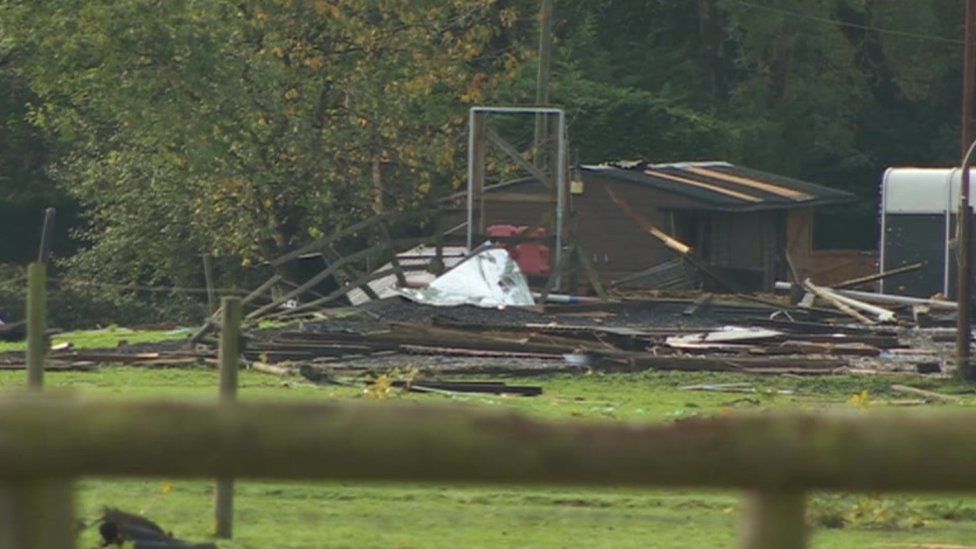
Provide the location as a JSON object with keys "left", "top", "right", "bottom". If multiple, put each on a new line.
{"left": 3, "top": 330, "right": 976, "bottom": 547}
{"left": 0, "top": 325, "right": 190, "bottom": 353}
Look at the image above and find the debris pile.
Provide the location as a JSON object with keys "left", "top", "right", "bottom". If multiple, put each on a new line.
{"left": 241, "top": 286, "right": 950, "bottom": 378}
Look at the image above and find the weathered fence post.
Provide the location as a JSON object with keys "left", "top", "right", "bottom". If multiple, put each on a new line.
{"left": 26, "top": 262, "right": 47, "bottom": 390}
{"left": 740, "top": 491, "right": 807, "bottom": 549}
{"left": 0, "top": 479, "right": 75, "bottom": 548}
{"left": 203, "top": 253, "right": 217, "bottom": 316}
{"left": 215, "top": 297, "right": 242, "bottom": 538}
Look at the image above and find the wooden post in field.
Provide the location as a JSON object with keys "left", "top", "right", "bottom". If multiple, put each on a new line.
{"left": 215, "top": 297, "right": 241, "bottom": 538}
{"left": 26, "top": 262, "right": 47, "bottom": 390}
{"left": 203, "top": 254, "right": 217, "bottom": 316}
{"left": 0, "top": 479, "right": 75, "bottom": 548}
{"left": 740, "top": 491, "right": 807, "bottom": 549}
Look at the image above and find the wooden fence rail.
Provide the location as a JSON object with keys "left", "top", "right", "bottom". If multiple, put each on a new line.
{"left": 3, "top": 401, "right": 976, "bottom": 489}
{"left": 4, "top": 399, "right": 976, "bottom": 547}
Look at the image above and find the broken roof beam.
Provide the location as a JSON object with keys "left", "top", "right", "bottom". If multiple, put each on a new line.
{"left": 804, "top": 280, "right": 896, "bottom": 324}
{"left": 832, "top": 262, "right": 924, "bottom": 290}
{"left": 271, "top": 208, "right": 442, "bottom": 268}
{"left": 247, "top": 237, "right": 426, "bottom": 321}
{"left": 606, "top": 187, "right": 735, "bottom": 292}
{"left": 774, "top": 281, "right": 957, "bottom": 311}
{"left": 801, "top": 279, "right": 874, "bottom": 324}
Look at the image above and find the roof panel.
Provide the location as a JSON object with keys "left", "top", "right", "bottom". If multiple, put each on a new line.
{"left": 582, "top": 161, "right": 855, "bottom": 211}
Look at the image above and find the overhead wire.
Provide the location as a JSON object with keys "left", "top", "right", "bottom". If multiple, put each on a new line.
{"left": 49, "top": 278, "right": 249, "bottom": 296}
{"left": 723, "top": 0, "right": 963, "bottom": 45}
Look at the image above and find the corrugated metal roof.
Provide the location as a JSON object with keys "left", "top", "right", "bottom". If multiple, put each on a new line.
{"left": 583, "top": 161, "right": 855, "bottom": 211}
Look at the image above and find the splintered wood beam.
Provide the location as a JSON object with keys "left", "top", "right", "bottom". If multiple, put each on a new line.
{"left": 802, "top": 279, "right": 873, "bottom": 324}
{"left": 270, "top": 208, "right": 440, "bottom": 268}
{"left": 606, "top": 188, "right": 736, "bottom": 292}
{"left": 262, "top": 267, "right": 401, "bottom": 319}
{"left": 606, "top": 188, "right": 690, "bottom": 254}
{"left": 246, "top": 237, "right": 424, "bottom": 320}
{"left": 833, "top": 261, "right": 924, "bottom": 290}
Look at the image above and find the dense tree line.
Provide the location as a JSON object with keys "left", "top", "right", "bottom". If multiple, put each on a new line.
{"left": 0, "top": 0, "right": 967, "bottom": 317}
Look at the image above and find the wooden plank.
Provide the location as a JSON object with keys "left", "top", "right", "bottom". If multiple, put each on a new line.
{"left": 644, "top": 168, "right": 762, "bottom": 202}
{"left": 322, "top": 244, "right": 381, "bottom": 301}
{"left": 246, "top": 237, "right": 425, "bottom": 320}
{"left": 262, "top": 267, "right": 401, "bottom": 319}
{"left": 890, "top": 385, "right": 961, "bottom": 402}
{"left": 26, "top": 262, "right": 46, "bottom": 390}
{"left": 270, "top": 208, "right": 439, "bottom": 268}
{"left": 606, "top": 189, "right": 691, "bottom": 254}
{"left": 0, "top": 362, "right": 98, "bottom": 372}
{"left": 588, "top": 351, "right": 846, "bottom": 373}
{"left": 833, "top": 262, "right": 924, "bottom": 290}
{"left": 686, "top": 166, "right": 812, "bottom": 201}
{"left": 575, "top": 245, "right": 607, "bottom": 299}
{"left": 606, "top": 188, "right": 736, "bottom": 292}
{"left": 190, "top": 274, "right": 282, "bottom": 345}
{"left": 802, "top": 279, "right": 873, "bottom": 324}
{"left": 683, "top": 293, "right": 713, "bottom": 315}
{"left": 379, "top": 220, "right": 408, "bottom": 289}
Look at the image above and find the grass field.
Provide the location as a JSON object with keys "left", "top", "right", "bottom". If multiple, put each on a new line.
{"left": 4, "top": 338, "right": 976, "bottom": 547}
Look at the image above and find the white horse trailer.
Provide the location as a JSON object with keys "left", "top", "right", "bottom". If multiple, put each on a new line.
{"left": 880, "top": 167, "right": 976, "bottom": 297}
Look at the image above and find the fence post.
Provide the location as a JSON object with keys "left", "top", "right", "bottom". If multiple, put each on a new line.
{"left": 215, "top": 297, "right": 242, "bottom": 539}
{"left": 0, "top": 479, "right": 75, "bottom": 548}
{"left": 740, "top": 491, "right": 807, "bottom": 549}
{"left": 26, "top": 262, "right": 47, "bottom": 390}
{"left": 203, "top": 254, "right": 217, "bottom": 316}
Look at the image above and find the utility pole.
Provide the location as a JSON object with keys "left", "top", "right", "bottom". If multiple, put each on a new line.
{"left": 957, "top": 0, "right": 976, "bottom": 381}
{"left": 533, "top": 0, "right": 554, "bottom": 170}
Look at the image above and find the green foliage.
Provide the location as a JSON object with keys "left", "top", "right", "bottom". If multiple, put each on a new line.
{"left": 2, "top": 0, "right": 534, "bottom": 283}
{"left": 0, "top": 0, "right": 969, "bottom": 286}
{"left": 524, "top": 0, "right": 963, "bottom": 231}
{"left": 812, "top": 494, "right": 928, "bottom": 530}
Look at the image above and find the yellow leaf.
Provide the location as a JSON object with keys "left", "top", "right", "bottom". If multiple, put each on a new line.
{"left": 849, "top": 390, "right": 870, "bottom": 409}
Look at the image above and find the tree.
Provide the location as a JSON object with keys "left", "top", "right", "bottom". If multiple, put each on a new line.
{"left": 1, "top": 0, "right": 533, "bottom": 285}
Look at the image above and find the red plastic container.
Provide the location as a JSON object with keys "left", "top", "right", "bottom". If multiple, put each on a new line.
{"left": 486, "top": 225, "right": 551, "bottom": 277}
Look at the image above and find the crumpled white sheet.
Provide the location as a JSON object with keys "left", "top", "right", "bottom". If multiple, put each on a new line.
{"left": 395, "top": 246, "right": 534, "bottom": 308}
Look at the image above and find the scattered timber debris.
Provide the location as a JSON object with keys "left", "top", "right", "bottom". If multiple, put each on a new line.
{"left": 0, "top": 320, "right": 25, "bottom": 342}
{"left": 97, "top": 507, "right": 216, "bottom": 548}
{"left": 219, "top": 283, "right": 958, "bottom": 378}
{"left": 678, "top": 382, "right": 794, "bottom": 395}
{"left": 889, "top": 384, "right": 962, "bottom": 403}
{"left": 374, "top": 379, "right": 543, "bottom": 397}
{"left": 167, "top": 217, "right": 966, "bottom": 379}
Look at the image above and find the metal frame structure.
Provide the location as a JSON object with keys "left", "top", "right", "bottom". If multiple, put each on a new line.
{"left": 466, "top": 106, "right": 568, "bottom": 285}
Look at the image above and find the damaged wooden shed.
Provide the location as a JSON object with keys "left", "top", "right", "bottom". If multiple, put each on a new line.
{"left": 452, "top": 160, "right": 858, "bottom": 291}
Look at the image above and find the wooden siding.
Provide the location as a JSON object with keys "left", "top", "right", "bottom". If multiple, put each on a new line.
{"left": 443, "top": 174, "right": 829, "bottom": 290}
{"left": 705, "top": 211, "right": 782, "bottom": 290}
{"left": 786, "top": 208, "right": 814, "bottom": 277}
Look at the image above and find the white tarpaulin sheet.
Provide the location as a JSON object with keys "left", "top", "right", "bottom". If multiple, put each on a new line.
{"left": 395, "top": 246, "right": 534, "bottom": 308}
